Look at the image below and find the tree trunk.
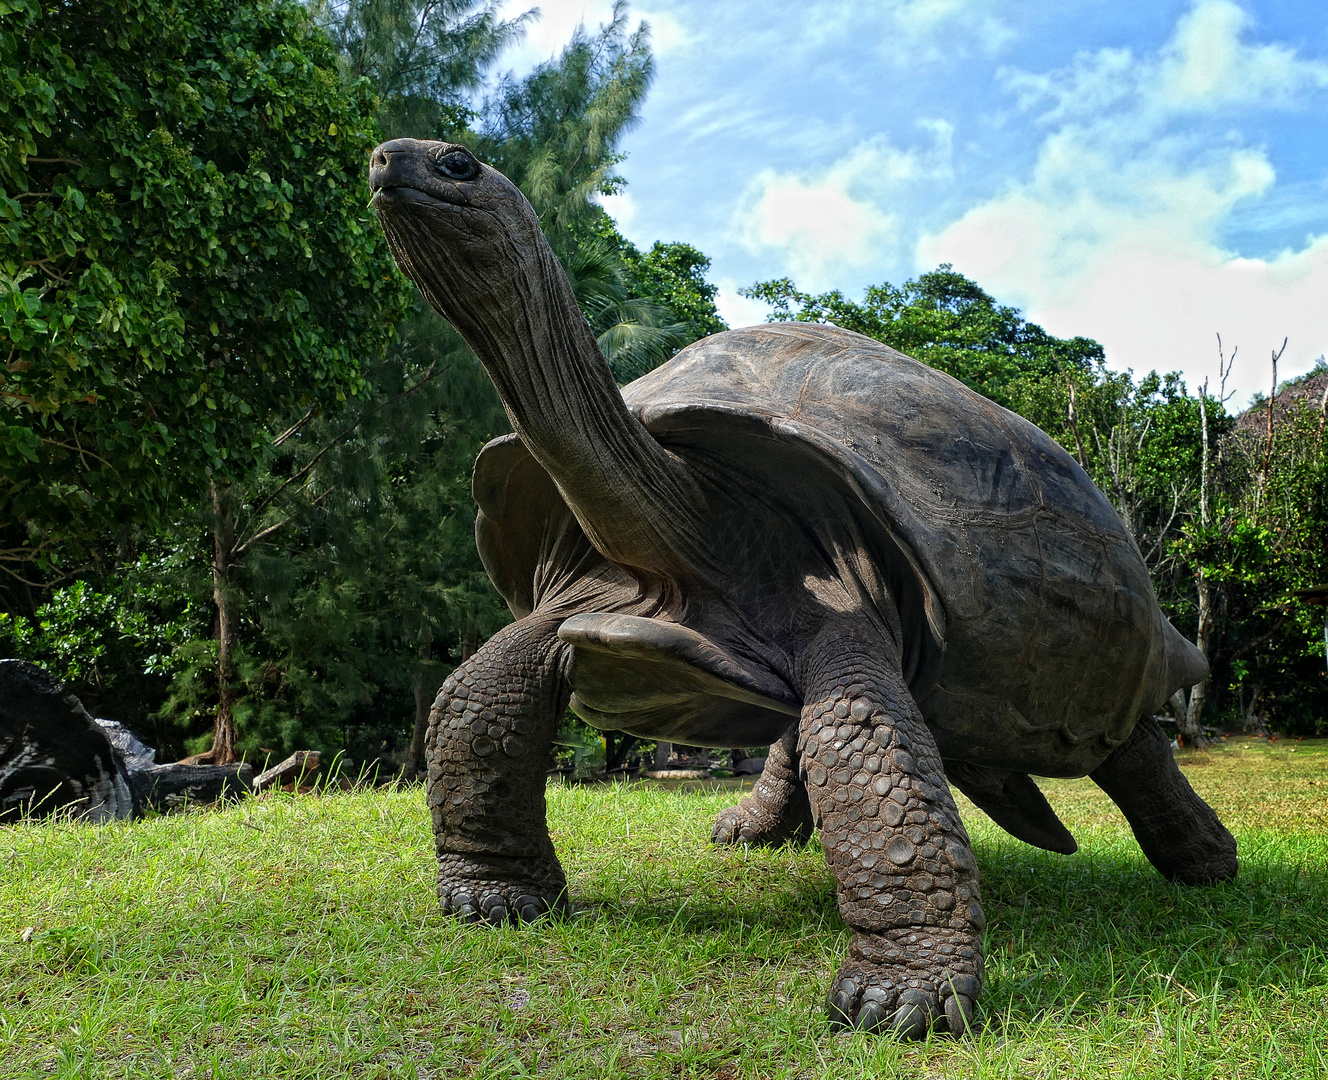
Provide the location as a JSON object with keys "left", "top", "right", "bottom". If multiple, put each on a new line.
{"left": 605, "top": 732, "right": 638, "bottom": 771}
{"left": 407, "top": 637, "right": 434, "bottom": 775}
{"left": 653, "top": 741, "right": 672, "bottom": 769}
{"left": 1179, "top": 570, "right": 1214, "bottom": 750}
{"left": 209, "top": 482, "right": 240, "bottom": 765}
{"left": 1245, "top": 685, "right": 1269, "bottom": 738}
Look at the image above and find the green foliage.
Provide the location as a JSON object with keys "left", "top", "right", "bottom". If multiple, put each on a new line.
{"left": 477, "top": 1, "right": 651, "bottom": 245}
{"left": 0, "top": 0, "right": 411, "bottom": 582}
{"left": 0, "top": 557, "right": 208, "bottom": 744}
{"left": 561, "top": 231, "right": 692, "bottom": 383}
{"left": 310, "top": 0, "right": 530, "bottom": 138}
{"left": 743, "top": 265, "right": 1103, "bottom": 407}
{"left": 175, "top": 307, "right": 514, "bottom": 760}
{"left": 1181, "top": 394, "right": 1328, "bottom": 733}
{"left": 620, "top": 238, "right": 727, "bottom": 343}
{"left": 1, "top": 0, "right": 719, "bottom": 762}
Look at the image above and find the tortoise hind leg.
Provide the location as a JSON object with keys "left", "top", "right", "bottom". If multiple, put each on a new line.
{"left": 712, "top": 724, "right": 814, "bottom": 846}
{"left": 943, "top": 761, "right": 1077, "bottom": 855}
{"left": 1089, "top": 715, "right": 1237, "bottom": 885}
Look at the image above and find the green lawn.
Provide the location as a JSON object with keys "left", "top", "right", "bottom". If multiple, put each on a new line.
{"left": 2, "top": 739, "right": 1327, "bottom": 1079}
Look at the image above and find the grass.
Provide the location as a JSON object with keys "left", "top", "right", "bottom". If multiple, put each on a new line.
{"left": 2, "top": 738, "right": 1327, "bottom": 1079}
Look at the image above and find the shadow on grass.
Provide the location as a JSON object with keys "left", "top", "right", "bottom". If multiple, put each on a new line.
{"left": 570, "top": 831, "right": 1328, "bottom": 1020}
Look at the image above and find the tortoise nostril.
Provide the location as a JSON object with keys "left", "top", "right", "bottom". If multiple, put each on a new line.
{"left": 371, "top": 140, "right": 412, "bottom": 168}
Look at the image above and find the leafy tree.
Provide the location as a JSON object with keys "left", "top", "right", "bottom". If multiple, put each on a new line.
{"left": 0, "top": 0, "right": 733, "bottom": 768}
{"left": 743, "top": 266, "right": 1103, "bottom": 406}
{"left": 477, "top": 1, "right": 651, "bottom": 246}
{"left": 0, "top": 556, "right": 207, "bottom": 748}
{"left": 146, "top": 1, "right": 709, "bottom": 765}
{"left": 0, "top": 0, "right": 411, "bottom": 605}
{"left": 560, "top": 232, "right": 691, "bottom": 383}
{"left": 310, "top": 0, "right": 530, "bottom": 138}
{"left": 1176, "top": 361, "right": 1328, "bottom": 736}
{"left": 623, "top": 239, "right": 727, "bottom": 342}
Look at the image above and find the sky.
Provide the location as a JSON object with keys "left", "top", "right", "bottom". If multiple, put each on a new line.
{"left": 494, "top": 0, "right": 1328, "bottom": 407}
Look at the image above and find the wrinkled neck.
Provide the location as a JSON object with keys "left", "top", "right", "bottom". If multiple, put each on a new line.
{"left": 453, "top": 239, "right": 707, "bottom": 579}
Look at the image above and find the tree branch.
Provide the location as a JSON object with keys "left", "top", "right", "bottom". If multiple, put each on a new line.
{"left": 239, "top": 363, "right": 451, "bottom": 536}
{"left": 1228, "top": 613, "right": 1289, "bottom": 660}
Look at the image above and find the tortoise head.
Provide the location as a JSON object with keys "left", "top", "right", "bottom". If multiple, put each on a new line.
{"left": 369, "top": 139, "right": 558, "bottom": 334}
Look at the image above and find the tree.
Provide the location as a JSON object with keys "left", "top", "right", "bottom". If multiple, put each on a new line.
{"left": 2, "top": 0, "right": 733, "bottom": 767}
{"left": 149, "top": 1, "right": 710, "bottom": 766}
{"left": 310, "top": 0, "right": 530, "bottom": 138}
{"left": 1, "top": 0, "right": 413, "bottom": 758}
{"left": 1176, "top": 354, "right": 1328, "bottom": 737}
{"left": 622, "top": 239, "right": 727, "bottom": 343}
{"left": 743, "top": 266, "right": 1103, "bottom": 407}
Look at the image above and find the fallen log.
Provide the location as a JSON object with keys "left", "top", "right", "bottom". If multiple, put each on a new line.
{"left": 132, "top": 762, "right": 255, "bottom": 810}
{"left": 252, "top": 750, "right": 321, "bottom": 793}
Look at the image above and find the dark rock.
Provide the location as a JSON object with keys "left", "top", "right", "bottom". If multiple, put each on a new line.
{"left": 0, "top": 660, "right": 135, "bottom": 822}
{"left": 94, "top": 718, "right": 156, "bottom": 772}
{"left": 734, "top": 756, "right": 766, "bottom": 775}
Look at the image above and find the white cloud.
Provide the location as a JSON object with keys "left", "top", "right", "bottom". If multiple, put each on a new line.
{"left": 1160, "top": 0, "right": 1328, "bottom": 109}
{"left": 494, "top": 1, "right": 694, "bottom": 75}
{"left": 734, "top": 125, "right": 953, "bottom": 290}
{"left": 921, "top": 1, "right": 1328, "bottom": 405}
{"left": 636, "top": 8, "right": 694, "bottom": 55}
{"left": 886, "top": 0, "right": 1014, "bottom": 55}
{"left": 714, "top": 278, "right": 773, "bottom": 330}
{"left": 1005, "top": 0, "right": 1328, "bottom": 123}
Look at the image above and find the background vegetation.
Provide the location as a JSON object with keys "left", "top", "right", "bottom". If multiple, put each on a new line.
{"left": 2, "top": 0, "right": 1324, "bottom": 767}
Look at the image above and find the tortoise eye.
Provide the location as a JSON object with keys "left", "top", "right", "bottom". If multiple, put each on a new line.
{"left": 437, "top": 150, "right": 480, "bottom": 181}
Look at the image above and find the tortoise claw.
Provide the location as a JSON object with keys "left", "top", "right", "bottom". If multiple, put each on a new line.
{"left": 437, "top": 853, "right": 568, "bottom": 925}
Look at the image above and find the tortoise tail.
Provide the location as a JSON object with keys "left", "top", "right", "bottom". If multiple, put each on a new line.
{"left": 943, "top": 761, "right": 1077, "bottom": 855}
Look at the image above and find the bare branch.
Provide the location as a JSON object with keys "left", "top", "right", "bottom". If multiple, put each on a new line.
{"left": 232, "top": 517, "right": 293, "bottom": 558}
{"left": 1228, "top": 613, "right": 1290, "bottom": 660}
{"left": 1260, "top": 336, "right": 1287, "bottom": 484}
{"left": 1065, "top": 378, "right": 1088, "bottom": 469}
{"left": 1216, "top": 333, "right": 1237, "bottom": 405}
{"left": 40, "top": 437, "right": 120, "bottom": 477}
{"left": 271, "top": 406, "right": 318, "bottom": 448}
{"left": 240, "top": 363, "right": 451, "bottom": 533}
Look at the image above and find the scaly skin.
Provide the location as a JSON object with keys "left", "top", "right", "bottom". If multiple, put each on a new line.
{"left": 711, "top": 723, "right": 814, "bottom": 846}
{"left": 797, "top": 627, "right": 984, "bottom": 1038}
{"left": 425, "top": 614, "right": 570, "bottom": 924}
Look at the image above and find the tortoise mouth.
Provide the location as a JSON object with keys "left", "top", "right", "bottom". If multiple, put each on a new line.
{"left": 371, "top": 185, "right": 454, "bottom": 212}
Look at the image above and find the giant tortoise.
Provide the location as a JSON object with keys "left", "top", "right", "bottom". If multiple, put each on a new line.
{"left": 368, "top": 139, "right": 1237, "bottom": 1038}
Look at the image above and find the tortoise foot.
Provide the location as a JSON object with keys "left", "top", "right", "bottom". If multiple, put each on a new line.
{"left": 437, "top": 852, "right": 569, "bottom": 925}
{"left": 826, "top": 929, "right": 983, "bottom": 1038}
{"left": 710, "top": 801, "right": 806, "bottom": 847}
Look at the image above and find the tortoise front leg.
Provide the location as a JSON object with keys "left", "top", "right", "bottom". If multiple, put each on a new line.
{"left": 426, "top": 614, "right": 570, "bottom": 924}
{"left": 798, "top": 628, "right": 985, "bottom": 1038}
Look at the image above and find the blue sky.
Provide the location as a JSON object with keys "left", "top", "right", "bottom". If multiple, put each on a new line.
{"left": 495, "top": 0, "right": 1328, "bottom": 406}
